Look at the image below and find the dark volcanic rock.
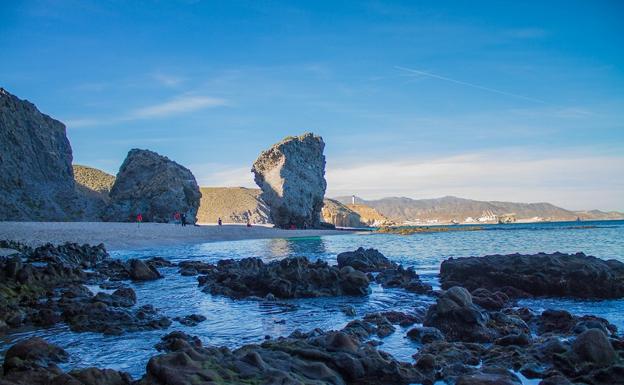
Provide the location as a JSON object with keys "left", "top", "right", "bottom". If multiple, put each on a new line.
{"left": 440, "top": 252, "right": 624, "bottom": 299}
{"left": 139, "top": 325, "right": 426, "bottom": 385}
{"left": 128, "top": 259, "right": 162, "bottom": 281}
{"left": 0, "top": 88, "right": 91, "bottom": 221}
{"left": 375, "top": 265, "right": 433, "bottom": 294}
{"left": 105, "top": 148, "right": 201, "bottom": 224}
{"left": 407, "top": 326, "right": 445, "bottom": 344}
{"left": 336, "top": 247, "right": 395, "bottom": 272}
{"left": 173, "top": 314, "right": 207, "bottom": 326}
{"left": 3, "top": 337, "right": 68, "bottom": 373}
{"left": 423, "top": 286, "right": 528, "bottom": 343}
{"left": 1, "top": 337, "right": 131, "bottom": 385}
{"left": 27, "top": 242, "right": 109, "bottom": 268}
{"left": 251, "top": 133, "right": 327, "bottom": 229}
{"left": 197, "top": 256, "right": 370, "bottom": 299}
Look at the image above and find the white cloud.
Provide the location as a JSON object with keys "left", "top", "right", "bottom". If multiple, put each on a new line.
{"left": 65, "top": 95, "right": 227, "bottom": 128}
{"left": 152, "top": 72, "right": 186, "bottom": 87}
{"left": 131, "top": 96, "right": 227, "bottom": 118}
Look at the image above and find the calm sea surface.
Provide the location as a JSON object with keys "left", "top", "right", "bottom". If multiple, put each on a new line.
{"left": 2, "top": 220, "right": 623, "bottom": 379}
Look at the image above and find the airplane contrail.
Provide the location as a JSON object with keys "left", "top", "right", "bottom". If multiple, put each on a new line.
{"left": 395, "top": 66, "right": 547, "bottom": 104}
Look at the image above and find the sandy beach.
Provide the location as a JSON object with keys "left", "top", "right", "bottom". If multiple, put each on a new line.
{"left": 0, "top": 222, "right": 354, "bottom": 251}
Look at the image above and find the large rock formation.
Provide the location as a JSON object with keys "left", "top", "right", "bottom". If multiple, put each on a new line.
{"left": 0, "top": 88, "right": 81, "bottom": 220}
{"left": 440, "top": 252, "right": 624, "bottom": 299}
{"left": 104, "top": 149, "right": 201, "bottom": 223}
{"left": 197, "top": 187, "right": 270, "bottom": 224}
{"left": 252, "top": 133, "right": 327, "bottom": 229}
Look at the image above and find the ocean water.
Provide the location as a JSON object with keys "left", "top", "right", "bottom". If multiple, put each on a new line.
{"left": 1, "top": 220, "right": 623, "bottom": 380}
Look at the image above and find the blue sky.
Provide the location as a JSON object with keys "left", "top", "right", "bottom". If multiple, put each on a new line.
{"left": 1, "top": 0, "right": 623, "bottom": 210}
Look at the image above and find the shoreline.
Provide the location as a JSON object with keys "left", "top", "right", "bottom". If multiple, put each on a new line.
{"left": 0, "top": 221, "right": 356, "bottom": 251}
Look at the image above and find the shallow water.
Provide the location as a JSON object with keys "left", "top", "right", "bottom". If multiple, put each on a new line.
{"left": 1, "top": 220, "right": 623, "bottom": 380}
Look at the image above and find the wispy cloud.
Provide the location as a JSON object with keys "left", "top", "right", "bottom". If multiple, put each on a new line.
{"left": 131, "top": 96, "right": 226, "bottom": 118}
{"left": 152, "top": 72, "right": 186, "bottom": 87}
{"left": 395, "top": 66, "right": 547, "bottom": 104}
{"left": 65, "top": 95, "right": 227, "bottom": 128}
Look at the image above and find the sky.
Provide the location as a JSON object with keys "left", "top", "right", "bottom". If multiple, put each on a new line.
{"left": 1, "top": 0, "right": 623, "bottom": 211}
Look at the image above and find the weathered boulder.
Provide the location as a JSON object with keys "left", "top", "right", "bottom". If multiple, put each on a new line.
{"left": 251, "top": 133, "right": 327, "bottom": 228}
{"left": 197, "top": 256, "right": 370, "bottom": 299}
{"left": 440, "top": 252, "right": 624, "bottom": 299}
{"left": 337, "top": 247, "right": 395, "bottom": 272}
{"left": 128, "top": 259, "right": 162, "bottom": 281}
{"left": 0, "top": 88, "right": 83, "bottom": 221}
{"left": 571, "top": 329, "right": 617, "bottom": 366}
{"left": 105, "top": 149, "right": 201, "bottom": 223}
{"left": 423, "top": 287, "right": 528, "bottom": 343}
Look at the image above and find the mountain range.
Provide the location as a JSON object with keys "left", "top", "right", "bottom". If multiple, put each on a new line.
{"left": 333, "top": 195, "right": 624, "bottom": 224}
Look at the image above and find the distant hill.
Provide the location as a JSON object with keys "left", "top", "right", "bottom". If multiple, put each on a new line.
{"left": 72, "top": 165, "right": 117, "bottom": 220}
{"left": 197, "top": 187, "right": 270, "bottom": 224}
{"left": 334, "top": 195, "right": 624, "bottom": 223}
{"left": 73, "top": 165, "right": 116, "bottom": 197}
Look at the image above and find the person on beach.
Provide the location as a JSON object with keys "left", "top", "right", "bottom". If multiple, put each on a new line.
{"left": 218, "top": 217, "right": 222, "bottom": 226}
{"left": 246, "top": 219, "right": 252, "bottom": 228}
{"left": 181, "top": 213, "right": 187, "bottom": 227}
{"left": 136, "top": 213, "right": 143, "bottom": 227}
{"left": 174, "top": 211, "right": 181, "bottom": 224}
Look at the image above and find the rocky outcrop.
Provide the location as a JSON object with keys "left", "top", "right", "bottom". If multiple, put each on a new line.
{"left": 252, "top": 133, "right": 327, "bottom": 228}
{"left": 0, "top": 88, "right": 83, "bottom": 221}
{"left": 104, "top": 149, "right": 201, "bottom": 223}
{"left": 1, "top": 337, "right": 132, "bottom": 385}
{"left": 197, "top": 187, "right": 270, "bottom": 224}
{"left": 336, "top": 247, "right": 395, "bottom": 272}
{"left": 139, "top": 323, "right": 425, "bottom": 385}
{"left": 197, "top": 256, "right": 370, "bottom": 299}
{"left": 0, "top": 241, "right": 171, "bottom": 336}
{"left": 336, "top": 248, "right": 432, "bottom": 293}
{"left": 440, "top": 252, "right": 624, "bottom": 299}
{"left": 345, "top": 203, "right": 392, "bottom": 226}
{"left": 321, "top": 199, "right": 366, "bottom": 227}
{"left": 423, "top": 286, "right": 529, "bottom": 343}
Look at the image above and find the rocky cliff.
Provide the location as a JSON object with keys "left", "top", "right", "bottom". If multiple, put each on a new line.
{"left": 252, "top": 133, "right": 327, "bottom": 228}
{"left": 197, "top": 187, "right": 270, "bottom": 224}
{"left": 0, "top": 88, "right": 81, "bottom": 220}
{"left": 104, "top": 149, "right": 201, "bottom": 223}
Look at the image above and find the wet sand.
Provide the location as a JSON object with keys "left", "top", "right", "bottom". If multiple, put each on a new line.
{"left": 0, "top": 222, "right": 354, "bottom": 251}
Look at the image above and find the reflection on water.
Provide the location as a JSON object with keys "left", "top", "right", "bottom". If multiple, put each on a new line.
{"left": 1, "top": 220, "right": 623, "bottom": 380}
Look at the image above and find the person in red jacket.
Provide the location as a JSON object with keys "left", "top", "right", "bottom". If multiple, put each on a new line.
{"left": 136, "top": 213, "right": 143, "bottom": 227}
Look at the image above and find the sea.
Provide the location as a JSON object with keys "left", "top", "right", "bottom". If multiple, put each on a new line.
{"left": 1, "top": 220, "right": 623, "bottom": 380}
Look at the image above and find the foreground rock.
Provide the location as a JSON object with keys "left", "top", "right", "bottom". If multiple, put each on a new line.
{"left": 0, "top": 88, "right": 83, "bottom": 221}
{"left": 337, "top": 248, "right": 432, "bottom": 294}
{"left": 198, "top": 256, "right": 370, "bottom": 299}
{"left": 337, "top": 247, "right": 395, "bottom": 272}
{"left": 1, "top": 337, "right": 131, "bottom": 385}
{"left": 440, "top": 252, "right": 624, "bottom": 299}
{"left": 423, "top": 286, "right": 529, "bottom": 343}
{"left": 105, "top": 149, "right": 201, "bottom": 224}
{"left": 139, "top": 324, "right": 426, "bottom": 385}
{"left": 0, "top": 240, "right": 170, "bottom": 335}
{"left": 251, "top": 133, "right": 327, "bottom": 229}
